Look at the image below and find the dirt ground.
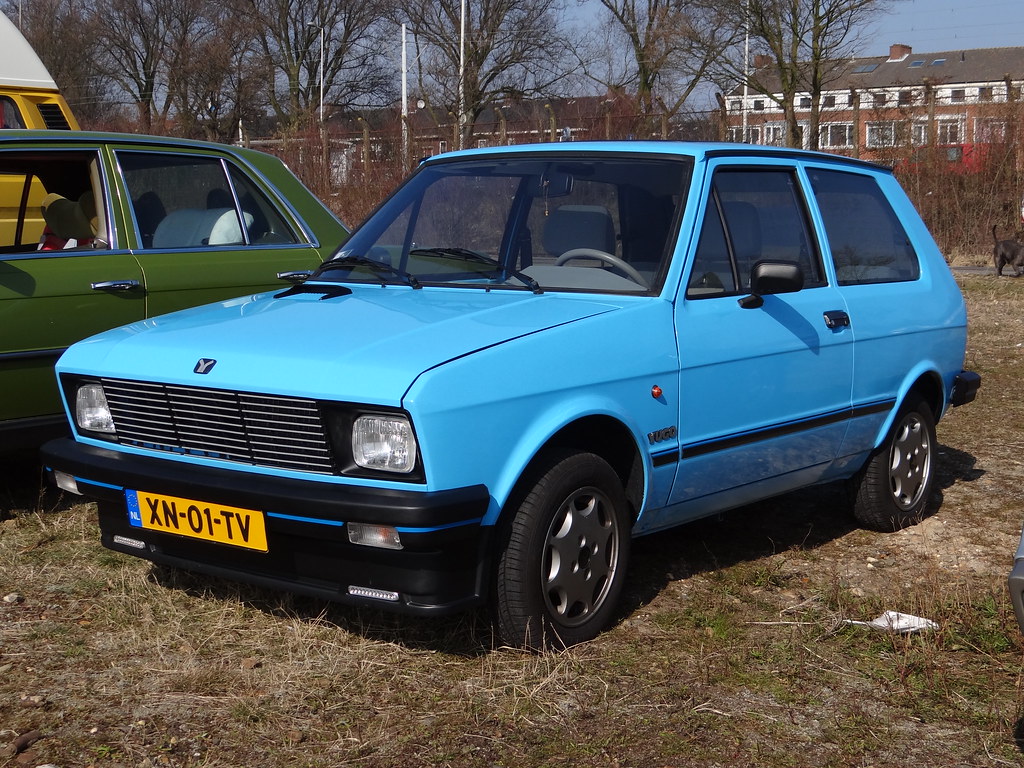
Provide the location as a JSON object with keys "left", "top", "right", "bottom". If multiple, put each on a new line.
{"left": 1, "top": 271, "right": 1023, "bottom": 768}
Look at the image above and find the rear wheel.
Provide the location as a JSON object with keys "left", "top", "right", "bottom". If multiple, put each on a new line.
{"left": 493, "top": 451, "right": 630, "bottom": 650}
{"left": 851, "top": 395, "right": 936, "bottom": 531}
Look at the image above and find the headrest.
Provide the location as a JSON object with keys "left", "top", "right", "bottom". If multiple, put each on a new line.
{"left": 41, "top": 192, "right": 97, "bottom": 240}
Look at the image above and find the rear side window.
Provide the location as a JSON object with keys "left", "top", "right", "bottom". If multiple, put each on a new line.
{"left": 687, "top": 168, "right": 824, "bottom": 297}
{"left": 118, "top": 151, "right": 299, "bottom": 250}
{"left": 809, "top": 168, "right": 920, "bottom": 285}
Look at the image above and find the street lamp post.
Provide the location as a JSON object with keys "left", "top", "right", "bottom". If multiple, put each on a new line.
{"left": 308, "top": 20, "right": 324, "bottom": 122}
{"left": 458, "top": 0, "right": 466, "bottom": 149}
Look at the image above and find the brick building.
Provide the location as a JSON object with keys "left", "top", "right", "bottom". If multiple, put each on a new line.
{"left": 726, "top": 44, "right": 1024, "bottom": 165}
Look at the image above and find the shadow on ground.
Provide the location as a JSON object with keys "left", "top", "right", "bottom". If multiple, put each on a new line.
{"left": 5, "top": 441, "right": 984, "bottom": 654}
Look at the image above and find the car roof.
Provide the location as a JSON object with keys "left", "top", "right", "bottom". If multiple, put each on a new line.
{"left": 426, "top": 140, "right": 890, "bottom": 173}
{"left": 0, "top": 129, "right": 272, "bottom": 162}
{"left": 0, "top": 12, "right": 57, "bottom": 90}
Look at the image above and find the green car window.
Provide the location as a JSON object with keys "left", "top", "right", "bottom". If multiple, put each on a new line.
{"left": 0, "top": 150, "right": 104, "bottom": 253}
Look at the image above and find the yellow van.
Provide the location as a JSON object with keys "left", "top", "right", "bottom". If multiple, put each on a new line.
{"left": 0, "top": 11, "right": 78, "bottom": 130}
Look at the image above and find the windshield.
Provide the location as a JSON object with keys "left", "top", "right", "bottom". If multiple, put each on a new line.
{"left": 318, "top": 154, "right": 691, "bottom": 294}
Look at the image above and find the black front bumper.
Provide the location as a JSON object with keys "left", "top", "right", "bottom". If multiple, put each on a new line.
{"left": 41, "top": 438, "right": 494, "bottom": 615}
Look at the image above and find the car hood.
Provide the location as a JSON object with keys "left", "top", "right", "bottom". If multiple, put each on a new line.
{"left": 60, "top": 285, "right": 623, "bottom": 405}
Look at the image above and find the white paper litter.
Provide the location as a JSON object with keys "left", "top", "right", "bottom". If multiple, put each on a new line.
{"left": 845, "top": 610, "right": 939, "bottom": 633}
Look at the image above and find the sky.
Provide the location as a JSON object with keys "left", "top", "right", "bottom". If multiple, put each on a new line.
{"left": 863, "top": 0, "right": 1024, "bottom": 56}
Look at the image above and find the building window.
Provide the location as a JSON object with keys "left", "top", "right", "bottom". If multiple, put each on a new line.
{"left": 978, "top": 86, "right": 994, "bottom": 102}
{"left": 872, "top": 93, "right": 887, "bottom": 107}
{"left": 763, "top": 123, "right": 786, "bottom": 146}
{"left": 730, "top": 100, "right": 741, "bottom": 111}
{"left": 439, "top": 140, "right": 448, "bottom": 154}
{"left": 936, "top": 119, "right": 962, "bottom": 144}
{"left": 727, "top": 125, "right": 761, "bottom": 144}
{"left": 821, "top": 123, "right": 854, "bottom": 148}
{"left": 911, "top": 122, "right": 928, "bottom": 146}
{"left": 949, "top": 89, "right": 965, "bottom": 103}
{"left": 753, "top": 99, "right": 765, "bottom": 111}
{"left": 866, "top": 121, "right": 900, "bottom": 147}
{"left": 823, "top": 95, "right": 836, "bottom": 109}
{"left": 898, "top": 90, "right": 914, "bottom": 106}
{"left": 798, "top": 96, "right": 811, "bottom": 109}
{"left": 976, "top": 117, "right": 1007, "bottom": 142}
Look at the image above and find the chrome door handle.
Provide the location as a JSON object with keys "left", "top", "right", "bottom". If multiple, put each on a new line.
{"left": 91, "top": 280, "right": 141, "bottom": 291}
{"left": 277, "top": 270, "right": 313, "bottom": 283}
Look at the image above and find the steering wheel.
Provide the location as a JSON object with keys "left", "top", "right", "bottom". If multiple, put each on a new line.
{"left": 555, "top": 248, "right": 648, "bottom": 287}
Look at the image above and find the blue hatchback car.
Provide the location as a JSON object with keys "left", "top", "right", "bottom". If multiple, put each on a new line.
{"left": 42, "top": 142, "right": 979, "bottom": 648}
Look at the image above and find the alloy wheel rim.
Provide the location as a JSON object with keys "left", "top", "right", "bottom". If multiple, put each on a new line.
{"left": 889, "top": 412, "right": 932, "bottom": 510}
{"left": 541, "top": 486, "right": 619, "bottom": 627}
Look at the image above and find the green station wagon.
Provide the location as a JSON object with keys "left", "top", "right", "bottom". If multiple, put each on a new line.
{"left": 0, "top": 131, "right": 348, "bottom": 450}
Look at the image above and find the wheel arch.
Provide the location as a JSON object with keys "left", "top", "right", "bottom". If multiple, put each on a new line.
{"left": 871, "top": 368, "right": 946, "bottom": 451}
{"left": 499, "top": 415, "right": 645, "bottom": 528}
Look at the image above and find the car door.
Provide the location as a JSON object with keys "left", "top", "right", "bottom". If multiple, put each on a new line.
{"left": 0, "top": 145, "right": 144, "bottom": 428}
{"left": 663, "top": 161, "right": 854, "bottom": 520}
{"left": 113, "top": 148, "right": 337, "bottom": 317}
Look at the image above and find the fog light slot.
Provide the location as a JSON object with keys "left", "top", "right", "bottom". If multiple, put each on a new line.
{"left": 52, "top": 470, "right": 80, "bottom": 495}
{"left": 347, "top": 522, "right": 402, "bottom": 550}
{"left": 112, "top": 535, "right": 146, "bottom": 550}
{"left": 348, "top": 585, "right": 400, "bottom": 602}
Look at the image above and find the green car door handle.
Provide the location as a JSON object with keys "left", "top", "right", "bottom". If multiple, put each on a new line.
{"left": 91, "top": 280, "right": 141, "bottom": 292}
{"left": 276, "top": 270, "right": 313, "bottom": 283}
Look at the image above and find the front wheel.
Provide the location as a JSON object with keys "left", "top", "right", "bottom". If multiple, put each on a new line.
{"left": 493, "top": 451, "right": 631, "bottom": 650}
{"left": 850, "top": 395, "right": 936, "bottom": 531}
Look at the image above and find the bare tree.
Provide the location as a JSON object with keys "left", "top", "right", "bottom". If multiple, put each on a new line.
{"left": 235, "top": 0, "right": 395, "bottom": 131}
{"left": 2, "top": 0, "right": 116, "bottom": 125}
{"left": 402, "top": 0, "right": 574, "bottom": 144}
{"left": 169, "top": 8, "right": 269, "bottom": 140}
{"left": 733, "top": 0, "right": 885, "bottom": 148}
{"left": 91, "top": 0, "right": 210, "bottom": 131}
{"left": 588, "top": 0, "right": 740, "bottom": 132}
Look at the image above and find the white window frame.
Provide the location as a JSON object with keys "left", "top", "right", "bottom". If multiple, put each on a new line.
{"left": 821, "top": 122, "right": 854, "bottom": 149}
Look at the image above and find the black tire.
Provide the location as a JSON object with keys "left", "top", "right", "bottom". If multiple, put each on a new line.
{"left": 493, "top": 451, "right": 631, "bottom": 650}
{"left": 850, "top": 394, "right": 936, "bottom": 531}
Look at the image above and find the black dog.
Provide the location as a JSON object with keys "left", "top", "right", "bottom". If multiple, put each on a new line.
{"left": 993, "top": 225, "right": 1024, "bottom": 276}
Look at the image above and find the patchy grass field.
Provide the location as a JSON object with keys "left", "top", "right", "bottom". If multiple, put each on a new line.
{"left": 3, "top": 273, "right": 1024, "bottom": 768}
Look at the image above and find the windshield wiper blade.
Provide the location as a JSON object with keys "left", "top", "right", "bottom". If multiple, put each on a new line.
{"left": 313, "top": 255, "right": 421, "bottom": 289}
{"left": 409, "top": 247, "right": 497, "bottom": 265}
{"left": 409, "top": 247, "right": 542, "bottom": 294}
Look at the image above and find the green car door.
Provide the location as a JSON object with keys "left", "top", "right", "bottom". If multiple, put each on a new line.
{"left": 0, "top": 146, "right": 144, "bottom": 438}
{"left": 0, "top": 134, "right": 348, "bottom": 450}
{"left": 112, "top": 146, "right": 343, "bottom": 317}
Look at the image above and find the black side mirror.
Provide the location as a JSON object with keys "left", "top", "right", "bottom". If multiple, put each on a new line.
{"left": 738, "top": 260, "right": 804, "bottom": 309}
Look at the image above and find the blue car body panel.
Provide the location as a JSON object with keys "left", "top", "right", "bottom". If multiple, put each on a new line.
{"left": 41, "top": 141, "right": 977, "bottom": 618}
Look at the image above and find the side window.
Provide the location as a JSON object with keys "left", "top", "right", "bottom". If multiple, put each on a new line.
{"left": 0, "top": 97, "right": 25, "bottom": 129}
{"left": 687, "top": 200, "right": 738, "bottom": 296}
{"left": 120, "top": 152, "right": 248, "bottom": 250}
{"left": 809, "top": 168, "right": 920, "bottom": 285}
{"left": 0, "top": 151, "right": 105, "bottom": 253}
{"left": 688, "top": 168, "right": 824, "bottom": 298}
{"left": 227, "top": 165, "right": 300, "bottom": 246}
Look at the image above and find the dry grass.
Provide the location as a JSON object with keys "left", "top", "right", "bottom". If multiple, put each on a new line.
{"left": 3, "top": 272, "right": 1024, "bottom": 767}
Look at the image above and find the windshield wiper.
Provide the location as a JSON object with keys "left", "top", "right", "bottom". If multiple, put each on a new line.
{"left": 313, "top": 254, "right": 421, "bottom": 289}
{"left": 410, "top": 247, "right": 498, "bottom": 266}
{"left": 410, "top": 247, "right": 543, "bottom": 294}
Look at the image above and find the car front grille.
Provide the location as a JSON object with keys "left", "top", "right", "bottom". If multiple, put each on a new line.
{"left": 101, "top": 378, "right": 335, "bottom": 474}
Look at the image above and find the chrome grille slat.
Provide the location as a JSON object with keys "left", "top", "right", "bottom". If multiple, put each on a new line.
{"left": 101, "top": 378, "right": 334, "bottom": 474}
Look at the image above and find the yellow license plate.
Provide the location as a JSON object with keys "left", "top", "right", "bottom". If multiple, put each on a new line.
{"left": 126, "top": 490, "right": 268, "bottom": 552}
